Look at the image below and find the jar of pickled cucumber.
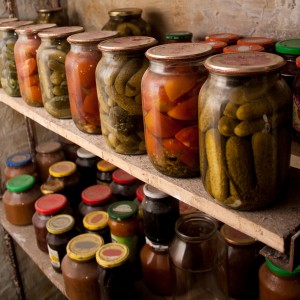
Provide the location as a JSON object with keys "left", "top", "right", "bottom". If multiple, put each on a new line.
{"left": 142, "top": 43, "right": 213, "bottom": 177}
{"left": 96, "top": 36, "right": 157, "bottom": 154}
{"left": 35, "top": 7, "right": 68, "bottom": 26}
{"left": 15, "top": 23, "right": 57, "bottom": 107}
{"left": 0, "top": 20, "right": 34, "bottom": 96}
{"left": 37, "top": 26, "right": 84, "bottom": 119}
{"left": 199, "top": 52, "right": 292, "bottom": 210}
{"left": 102, "top": 8, "right": 151, "bottom": 37}
{"left": 65, "top": 31, "right": 119, "bottom": 134}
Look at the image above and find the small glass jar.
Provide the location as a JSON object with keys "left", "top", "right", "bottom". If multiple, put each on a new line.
{"left": 3, "top": 174, "right": 42, "bottom": 225}
{"left": 37, "top": 26, "right": 84, "bottom": 119}
{"left": 142, "top": 184, "right": 179, "bottom": 244}
{"left": 102, "top": 8, "right": 151, "bottom": 37}
{"left": 46, "top": 214, "right": 76, "bottom": 273}
{"left": 14, "top": 23, "right": 57, "bottom": 106}
{"left": 109, "top": 169, "right": 140, "bottom": 201}
{"left": 96, "top": 243, "right": 138, "bottom": 300}
{"left": 0, "top": 20, "right": 33, "bottom": 96}
{"left": 96, "top": 160, "right": 118, "bottom": 185}
{"left": 259, "top": 259, "right": 300, "bottom": 300}
{"left": 35, "top": 7, "right": 68, "bottom": 26}
{"left": 32, "top": 193, "right": 68, "bottom": 252}
{"left": 223, "top": 44, "right": 264, "bottom": 53}
{"left": 83, "top": 211, "right": 111, "bottom": 243}
{"left": 293, "top": 56, "right": 300, "bottom": 142}
{"left": 35, "top": 141, "right": 65, "bottom": 183}
{"left": 205, "top": 33, "right": 240, "bottom": 45}
{"left": 169, "top": 212, "right": 228, "bottom": 300}
{"left": 237, "top": 36, "right": 276, "bottom": 53}
{"left": 198, "top": 40, "right": 227, "bottom": 53}
{"left": 199, "top": 52, "right": 292, "bottom": 210}
{"left": 61, "top": 233, "right": 104, "bottom": 300}
{"left": 66, "top": 31, "right": 119, "bottom": 134}
{"left": 165, "top": 31, "right": 193, "bottom": 43}
{"left": 96, "top": 36, "right": 158, "bottom": 154}
{"left": 142, "top": 43, "right": 212, "bottom": 177}
{"left": 140, "top": 237, "right": 172, "bottom": 296}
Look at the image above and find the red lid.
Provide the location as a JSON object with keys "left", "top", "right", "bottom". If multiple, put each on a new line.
{"left": 112, "top": 169, "right": 138, "bottom": 185}
{"left": 135, "top": 184, "right": 145, "bottom": 202}
{"left": 223, "top": 44, "right": 264, "bottom": 53}
{"left": 205, "top": 33, "right": 240, "bottom": 44}
{"left": 81, "top": 184, "right": 113, "bottom": 204}
{"left": 296, "top": 56, "right": 300, "bottom": 68}
{"left": 198, "top": 40, "right": 227, "bottom": 53}
{"left": 35, "top": 194, "right": 67, "bottom": 214}
{"left": 237, "top": 36, "right": 275, "bottom": 47}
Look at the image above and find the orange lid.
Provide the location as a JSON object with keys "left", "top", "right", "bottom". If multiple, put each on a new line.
{"left": 237, "top": 36, "right": 275, "bottom": 47}
{"left": 205, "top": 33, "right": 240, "bottom": 44}
{"left": 223, "top": 44, "right": 264, "bottom": 53}
{"left": 198, "top": 40, "right": 227, "bottom": 53}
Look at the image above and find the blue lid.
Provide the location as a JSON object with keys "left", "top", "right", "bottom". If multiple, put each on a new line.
{"left": 6, "top": 152, "right": 32, "bottom": 167}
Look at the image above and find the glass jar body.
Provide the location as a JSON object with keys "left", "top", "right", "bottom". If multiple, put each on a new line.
{"left": 35, "top": 8, "right": 67, "bottom": 26}
{"left": 4, "top": 160, "right": 37, "bottom": 182}
{"left": 109, "top": 179, "right": 140, "bottom": 201}
{"left": 198, "top": 72, "right": 292, "bottom": 210}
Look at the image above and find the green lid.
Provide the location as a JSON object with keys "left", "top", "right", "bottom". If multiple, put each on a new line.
{"left": 275, "top": 39, "right": 300, "bottom": 55}
{"left": 266, "top": 259, "right": 300, "bottom": 277}
{"left": 107, "top": 201, "right": 138, "bottom": 220}
{"left": 166, "top": 31, "right": 193, "bottom": 40}
{"left": 6, "top": 174, "right": 35, "bottom": 192}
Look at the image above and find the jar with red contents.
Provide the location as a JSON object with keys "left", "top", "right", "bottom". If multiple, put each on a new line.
{"left": 205, "top": 33, "right": 240, "bottom": 45}
{"left": 223, "top": 44, "right": 264, "bottom": 53}
{"left": 165, "top": 31, "right": 193, "bottom": 43}
{"left": 65, "top": 31, "right": 119, "bottom": 134}
{"left": 237, "top": 36, "right": 276, "bottom": 53}
{"left": 96, "top": 160, "right": 118, "bottom": 185}
{"left": 142, "top": 43, "right": 213, "bottom": 177}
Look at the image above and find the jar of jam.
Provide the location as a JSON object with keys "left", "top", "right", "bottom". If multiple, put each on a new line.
{"left": 237, "top": 36, "right": 276, "bottom": 53}
{"left": 198, "top": 40, "right": 227, "bottom": 53}
{"left": 83, "top": 211, "right": 111, "bottom": 243}
{"left": 102, "top": 8, "right": 151, "bottom": 37}
{"left": 37, "top": 26, "right": 84, "bottom": 119}
{"left": 293, "top": 56, "right": 300, "bottom": 142}
{"left": 109, "top": 169, "right": 140, "bottom": 201}
{"left": 142, "top": 43, "right": 212, "bottom": 177}
{"left": 223, "top": 44, "right": 264, "bottom": 53}
{"left": 220, "top": 224, "right": 262, "bottom": 299}
{"left": 205, "top": 32, "right": 240, "bottom": 45}
{"left": 96, "top": 243, "right": 138, "bottom": 300}
{"left": 61, "top": 233, "right": 104, "bottom": 300}
{"left": 0, "top": 20, "right": 34, "bottom": 96}
{"left": 259, "top": 259, "right": 300, "bottom": 300}
{"left": 46, "top": 214, "right": 76, "bottom": 273}
{"left": 14, "top": 23, "right": 57, "bottom": 107}
{"left": 35, "top": 141, "right": 65, "bottom": 183}
{"left": 96, "top": 160, "right": 118, "bottom": 185}
{"left": 3, "top": 174, "right": 42, "bottom": 225}
{"left": 35, "top": 7, "right": 68, "bottom": 26}
{"left": 32, "top": 193, "right": 68, "bottom": 252}
{"left": 142, "top": 184, "right": 179, "bottom": 244}
{"left": 4, "top": 151, "right": 37, "bottom": 182}
{"left": 96, "top": 36, "right": 157, "bottom": 154}
{"left": 140, "top": 237, "right": 172, "bottom": 296}
{"left": 65, "top": 31, "right": 119, "bottom": 134}
{"left": 169, "top": 212, "right": 228, "bottom": 299}
{"left": 199, "top": 52, "right": 292, "bottom": 210}
{"left": 165, "top": 31, "right": 193, "bottom": 43}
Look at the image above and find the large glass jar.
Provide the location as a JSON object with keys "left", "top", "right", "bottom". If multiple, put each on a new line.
{"left": 199, "top": 52, "right": 292, "bottom": 210}
{"left": 142, "top": 43, "right": 212, "bottom": 177}
{"left": 35, "top": 7, "right": 68, "bottom": 26}
{"left": 169, "top": 212, "right": 228, "bottom": 300}
{"left": 65, "top": 31, "right": 119, "bottom": 134}
{"left": 37, "top": 26, "right": 84, "bottom": 118}
{"left": 96, "top": 36, "right": 157, "bottom": 154}
{"left": 14, "top": 23, "right": 56, "bottom": 106}
{"left": 102, "top": 8, "right": 151, "bottom": 37}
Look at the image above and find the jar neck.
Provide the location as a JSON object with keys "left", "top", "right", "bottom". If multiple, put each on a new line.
{"left": 70, "top": 43, "right": 99, "bottom": 53}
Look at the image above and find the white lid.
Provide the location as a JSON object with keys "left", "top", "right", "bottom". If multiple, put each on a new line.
{"left": 143, "top": 184, "right": 168, "bottom": 199}
{"left": 77, "top": 147, "right": 97, "bottom": 159}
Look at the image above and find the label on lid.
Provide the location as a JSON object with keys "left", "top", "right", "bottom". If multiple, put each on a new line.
{"left": 108, "top": 201, "right": 138, "bottom": 220}
{"left": 96, "top": 243, "right": 129, "bottom": 268}
{"left": 35, "top": 194, "right": 67, "bottom": 215}
{"left": 49, "top": 161, "right": 76, "bottom": 177}
{"left": 81, "top": 184, "right": 112, "bottom": 204}
{"left": 112, "top": 169, "right": 137, "bottom": 184}
{"left": 46, "top": 214, "right": 75, "bottom": 234}
{"left": 76, "top": 147, "right": 97, "bottom": 159}
{"left": 83, "top": 211, "right": 109, "bottom": 230}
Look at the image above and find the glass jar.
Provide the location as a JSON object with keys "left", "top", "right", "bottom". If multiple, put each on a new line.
{"left": 83, "top": 211, "right": 111, "bottom": 243}
{"left": 35, "top": 141, "right": 65, "bottom": 183}
{"left": 35, "top": 7, "right": 68, "bottom": 26}
{"left": 142, "top": 184, "right": 179, "bottom": 244}
{"left": 0, "top": 20, "right": 33, "bottom": 96}
{"left": 96, "top": 36, "right": 157, "bottom": 154}
{"left": 133, "top": 183, "right": 144, "bottom": 206}
{"left": 14, "top": 23, "right": 57, "bottom": 106}
{"left": 199, "top": 52, "right": 292, "bottom": 210}
{"left": 65, "top": 31, "right": 119, "bottom": 134}
{"left": 37, "top": 26, "right": 84, "bottom": 118}
{"left": 237, "top": 36, "right": 276, "bottom": 53}
{"left": 142, "top": 43, "right": 212, "bottom": 177}
{"left": 40, "top": 179, "right": 64, "bottom": 195}
{"left": 61, "top": 140, "right": 80, "bottom": 162}
{"left": 205, "top": 33, "right": 240, "bottom": 45}
{"left": 259, "top": 259, "right": 300, "bottom": 300}
{"left": 96, "top": 160, "right": 118, "bottom": 185}
{"left": 46, "top": 214, "right": 76, "bottom": 273}
{"left": 61, "top": 233, "right": 104, "bottom": 300}
{"left": 32, "top": 193, "right": 68, "bottom": 252}
{"left": 220, "top": 224, "right": 263, "bottom": 300}
{"left": 223, "top": 44, "right": 264, "bottom": 53}
{"left": 293, "top": 56, "right": 300, "bottom": 142}
{"left": 102, "top": 8, "right": 151, "bottom": 37}
{"left": 3, "top": 174, "right": 42, "bottom": 225}
{"left": 165, "top": 31, "right": 193, "bottom": 43}
{"left": 198, "top": 40, "right": 227, "bottom": 53}
{"left": 169, "top": 212, "right": 228, "bottom": 300}
{"left": 96, "top": 243, "right": 138, "bottom": 300}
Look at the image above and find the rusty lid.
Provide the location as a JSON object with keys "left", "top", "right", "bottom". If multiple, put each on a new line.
{"left": 220, "top": 224, "right": 256, "bottom": 246}
{"left": 205, "top": 33, "right": 240, "bottom": 44}
{"left": 38, "top": 26, "right": 84, "bottom": 38}
{"left": 37, "top": 7, "right": 63, "bottom": 13}
{"left": 67, "top": 30, "right": 119, "bottom": 44}
{"left": 223, "top": 44, "right": 265, "bottom": 53}
{"left": 237, "top": 36, "right": 275, "bottom": 47}
{"left": 108, "top": 8, "right": 142, "bottom": 17}
{"left": 0, "top": 20, "right": 34, "bottom": 31}
{"left": 15, "top": 23, "right": 57, "bottom": 35}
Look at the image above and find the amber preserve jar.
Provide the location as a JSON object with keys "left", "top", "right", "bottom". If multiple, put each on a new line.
{"left": 142, "top": 43, "right": 213, "bottom": 177}
{"left": 199, "top": 52, "right": 292, "bottom": 210}
{"left": 102, "top": 8, "right": 151, "bottom": 37}
{"left": 65, "top": 31, "right": 119, "bottom": 134}
{"left": 35, "top": 7, "right": 68, "bottom": 26}
{"left": 37, "top": 26, "right": 84, "bottom": 119}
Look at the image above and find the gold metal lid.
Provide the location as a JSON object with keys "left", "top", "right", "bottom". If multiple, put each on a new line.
{"left": 108, "top": 8, "right": 142, "bottom": 17}
{"left": 36, "top": 7, "right": 63, "bottom": 13}
{"left": 220, "top": 224, "right": 256, "bottom": 246}
{"left": 38, "top": 26, "right": 84, "bottom": 38}
{"left": 83, "top": 211, "right": 109, "bottom": 230}
{"left": 46, "top": 214, "right": 75, "bottom": 234}
{"left": 97, "top": 160, "right": 117, "bottom": 172}
{"left": 15, "top": 23, "right": 57, "bottom": 34}
{"left": 96, "top": 243, "right": 129, "bottom": 268}
{"left": 67, "top": 30, "right": 119, "bottom": 44}
{"left": 40, "top": 180, "right": 64, "bottom": 194}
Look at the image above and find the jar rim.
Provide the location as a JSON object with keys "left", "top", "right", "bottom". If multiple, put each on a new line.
{"left": 108, "top": 8, "right": 142, "bottom": 17}
{"left": 67, "top": 30, "right": 119, "bottom": 44}
{"left": 96, "top": 243, "right": 129, "bottom": 268}
{"left": 38, "top": 26, "right": 84, "bottom": 38}
{"left": 15, "top": 23, "right": 57, "bottom": 35}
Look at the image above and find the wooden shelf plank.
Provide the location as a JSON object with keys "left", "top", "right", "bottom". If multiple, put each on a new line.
{"left": 1, "top": 90, "right": 300, "bottom": 254}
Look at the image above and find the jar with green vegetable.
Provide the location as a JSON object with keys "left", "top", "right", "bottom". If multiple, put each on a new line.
{"left": 35, "top": 7, "right": 68, "bottom": 26}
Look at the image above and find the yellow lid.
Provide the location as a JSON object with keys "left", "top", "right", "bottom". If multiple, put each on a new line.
{"left": 83, "top": 211, "right": 109, "bottom": 230}
{"left": 40, "top": 180, "right": 64, "bottom": 194}
{"left": 67, "top": 233, "right": 104, "bottom": 261}
{"left": 49, "top": 161, "right": 76, "bottom": 177}
{"left": 97, "top": 160, "right": 118, "bottom": 172}
{"left": 46, "top": 214, "right": 75, "bottom": 234}
{"left": 96, "top": 243, "right": 129, "bottom": 268}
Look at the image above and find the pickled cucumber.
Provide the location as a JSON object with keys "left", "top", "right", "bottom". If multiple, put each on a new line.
{"left": 224, "top": 101, "right": 239, "bottom": 118}
{"left": 200, "top": 101, "right": 220, "bottom": 132}
{"left": 117, "top": 22, "right": 142, "bottom": 36}
{"left": 218, "top": 116, "right": 240, "bottom": 137}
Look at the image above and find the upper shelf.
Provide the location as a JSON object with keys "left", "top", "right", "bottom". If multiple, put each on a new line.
{"left": 1, "top": 90, "right": 300, "bottom": 254}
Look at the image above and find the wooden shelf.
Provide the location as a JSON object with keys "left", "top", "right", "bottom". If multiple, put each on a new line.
{"left": 1, "top": 90, "right": 300, "bottom": 254}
